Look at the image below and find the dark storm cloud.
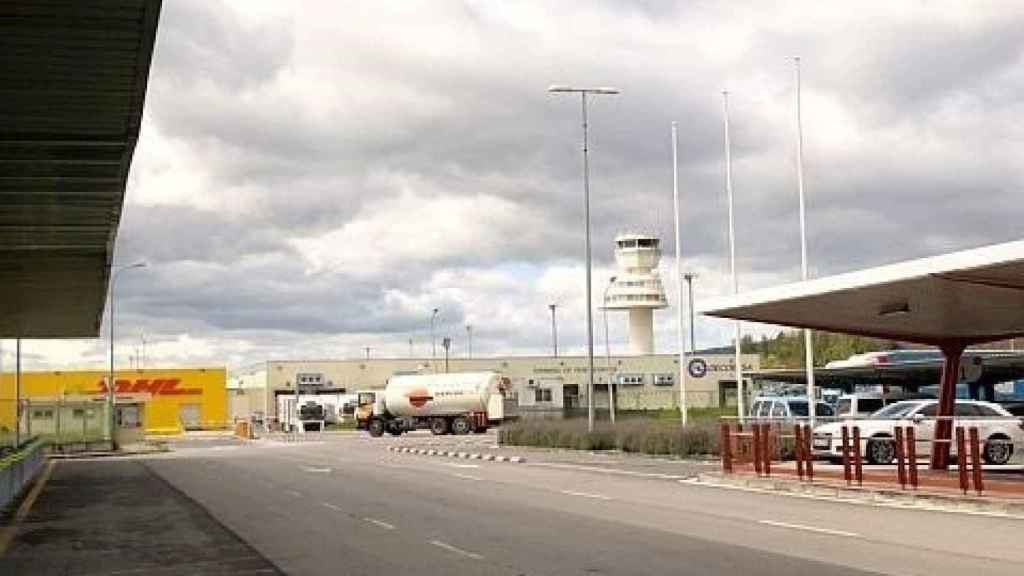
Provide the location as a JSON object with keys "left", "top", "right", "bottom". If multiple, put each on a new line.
{"left": 63, "top": 0, "right": 1024, "bottom": 369}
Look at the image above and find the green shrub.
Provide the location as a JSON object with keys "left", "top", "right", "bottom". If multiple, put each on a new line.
{"left": 499, "top": 418, "right": 722, "bottom": 458}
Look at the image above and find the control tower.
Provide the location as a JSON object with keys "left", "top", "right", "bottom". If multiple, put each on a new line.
{"left": 603, "top": 233, "right": 669, "bottom": 355}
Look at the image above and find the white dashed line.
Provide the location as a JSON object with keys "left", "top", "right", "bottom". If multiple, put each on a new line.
{"left": 301, "top": 466, "right": 333, "bottom": 474}
{"left": 429, "top": 540, "right": 483, "bottom": 560}
{"left": 758, "top": 520, "right": 859, "bottom": 538}
{"left": 363, "top": 517, "right": 396, "bottom": 530}
{"left": 284, "top": 489, "right": 303, "bottom": 498}
{"left": 560, "top": 490, "right": 613, "bottom": 501}
{"left": 451, "top": 473, "right": 482, "bottom": 481}
{"left": 321, "top": 502, "right": 343, "bottom": 512}
{"left": 441, "top": 463, "right": 480, "bottom": 469}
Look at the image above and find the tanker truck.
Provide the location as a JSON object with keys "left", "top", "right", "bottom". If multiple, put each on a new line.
{"left": 356, "top": 372, "right": 507, "bottom": 437}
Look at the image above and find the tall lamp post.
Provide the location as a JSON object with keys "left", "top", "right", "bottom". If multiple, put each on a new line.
{"left": 548, "top": 84, "right": 620, "bottom": 433}
{"left": 602, "top": 276, "right": 617, "bottom": 424}
{"left": 108, "top": 261, "right": 146, "bottom": 446}
{"left": 548, "top": 304, "right": 558, "bottom": 357}
{"left": 430, "top": 308, "right": 439, "bottom": 358}
{"left": 466, "top": 324, "right": 473, "bottom": 359}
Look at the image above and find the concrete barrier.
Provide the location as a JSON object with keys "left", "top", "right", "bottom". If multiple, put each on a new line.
{"left": 1, "top": 439, "right": 48, "bottom": 513}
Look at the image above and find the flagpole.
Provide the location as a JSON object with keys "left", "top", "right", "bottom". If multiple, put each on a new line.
{"left": 794, "top": 57, "right": 817, "bottom": 425}
{"left": 672, "top": 121, "right": 688, "bottom": 427}
{"left": 723, "top": 91, "right": 744, "bottom": 421}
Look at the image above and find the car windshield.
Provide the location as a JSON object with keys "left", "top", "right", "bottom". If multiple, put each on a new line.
{"left": 870, "top": 401, "right": 920, "bottom": 419}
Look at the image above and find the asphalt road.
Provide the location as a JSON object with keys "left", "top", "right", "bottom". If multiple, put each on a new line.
{"left": 122, "top": 431, "right": 1024, "bottom": 576}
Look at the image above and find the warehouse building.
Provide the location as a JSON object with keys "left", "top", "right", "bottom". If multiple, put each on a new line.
{"left": 0, "top": 368, "right": 229, "bottom": 443}
{"left": 228, "top": 353, "right": 759, "bottom": 423}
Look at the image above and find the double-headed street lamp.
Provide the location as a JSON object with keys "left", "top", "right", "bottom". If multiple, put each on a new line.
{"left": 548, "top": 84, "right": 620, "bottom": 433}
{"left": 108, "top": 261, "right": 146, "bottom": 446}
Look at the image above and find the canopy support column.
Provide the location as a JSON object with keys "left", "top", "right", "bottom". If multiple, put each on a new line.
{"left": 931, "top": 342, "right": 966, "bottom": 470}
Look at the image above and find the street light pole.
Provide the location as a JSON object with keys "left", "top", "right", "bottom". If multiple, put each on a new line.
{"left": 603, "top": 276, "right": 617, "bottom": 424}
{"left": 683, "top": 272, "right": 697, "bottom": 353}
{"left": 548, "top": 84, "right": 620, "bottom": 433}
{"left": 548, "top": 304, "right": 558, "bottom": 357}
{"left": 722, "top": 91, "right": 745, "bottom": 422}
{"left": 108, "top": 261, "right": 146, "bottom": 447}
{"left": 466, "top": 324, "right": 473, "bottom": 359}
{"left": 430, "top": 308, "right": 439, "bottom": 359}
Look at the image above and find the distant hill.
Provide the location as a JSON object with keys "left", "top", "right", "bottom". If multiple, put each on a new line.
{"left": 701, "top": 330, "right": 900, "bottom": 369}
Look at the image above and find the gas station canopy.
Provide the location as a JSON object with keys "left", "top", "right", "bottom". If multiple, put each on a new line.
{"left": 0, "top": 0, "right": 161, "bottom": 337}
{"left": 698, "top": 240, "right": 1024, "bottom": 346}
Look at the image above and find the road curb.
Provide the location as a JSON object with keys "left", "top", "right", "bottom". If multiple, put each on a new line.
{"left": 387, "top": 446, "right": 525, "bottom": 463}
{"left": 694, "top": 472, "right": 1024, "bottom": 519}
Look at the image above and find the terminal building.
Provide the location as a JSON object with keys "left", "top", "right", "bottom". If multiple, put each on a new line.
{"left": 229, "top": 353, "right": 759, "bottom": 423}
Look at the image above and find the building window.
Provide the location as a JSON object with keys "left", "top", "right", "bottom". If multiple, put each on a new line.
{"left": 617, "top": 374, "right": 645, "bottom": 386}
{"left": 32, "top": 409, "right": 54, "bottom": 420}
{"left": 654, "top": 374, "right": 674, "bottom": 386}
{"left": 535, "top": 388, "right": 553, "bottom": 403}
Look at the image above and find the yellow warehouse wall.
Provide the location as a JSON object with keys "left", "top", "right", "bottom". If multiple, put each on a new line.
{"left": 0, "top": 367, "right": 228, "bottom": 435}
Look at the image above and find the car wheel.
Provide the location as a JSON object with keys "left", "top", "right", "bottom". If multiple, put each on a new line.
{"left": 451, "top": 416, "right": 472, "bottom": 435}
{"left": 429, "top": 417, "right": 449, "bottom": 435}
{"left": 866, "top": 438, "right": 895, "bottom": 465}
{"left": 983, "top": 436, "right": 1013, "bottom": 465}
{"left": 368, "top": 418, "right": 385, "bottom": 437}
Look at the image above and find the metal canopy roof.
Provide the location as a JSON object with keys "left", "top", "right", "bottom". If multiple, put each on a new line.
{"left": 748, "top": 351, "right": 1024, "bottom": 390}
{"left": 698, "top": 240, "right": 1024, "bottom": 346}
{"left": 0, "top": 0, "right": 162, "bottom": 337}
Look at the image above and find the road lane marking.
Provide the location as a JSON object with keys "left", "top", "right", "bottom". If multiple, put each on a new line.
{"left": 363, "top": 517, "right": 396, "bottom": 530}
{"left": 451, "top": 473, "right": 482, "bottom": 481}
{"left": 429, "top": 540, "right": 483, "bottom": 560}
{"left": 441, "top": 463, "right": 480, "bottom": 469}
{"left": 301, "top": 466, "right": 332, "bottom": 473}
{"left": 560, "top": 490, "right": 613, "bottom": 501}
{"left": 531, "top": 462, "right": 686, "bottom": 480}
{"left": 284, "top": 489, "right": 303, "bottom": 498}
{"left": 758, "top": 520, "right": 859, "bottom": 538}
{"left": 321, "top": 502, "right": 343, "bottom": 512}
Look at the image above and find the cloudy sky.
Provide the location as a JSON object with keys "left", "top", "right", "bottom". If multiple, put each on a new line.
{"left": 6, "top": 0, "right": 1024, "bottom": 370}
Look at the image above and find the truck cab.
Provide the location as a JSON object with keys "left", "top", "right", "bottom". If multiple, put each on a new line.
{"left": 354, "top": 390, "right": 378, "bottom": 430}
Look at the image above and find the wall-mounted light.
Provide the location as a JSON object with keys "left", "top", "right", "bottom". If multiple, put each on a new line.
{"left": 878, "top": 301, "right": 910, "bottom": 318}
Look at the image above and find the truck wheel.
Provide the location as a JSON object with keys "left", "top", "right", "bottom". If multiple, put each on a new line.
{"left": 430, "top": 418, "right": 449, "bottom": 435}
{"left": 367, "top": 418, "right": 385, "bottom": 437}
{"left": 451, "top": 416, "right": 472, "bottom": 435}
{"left": 472, "top": 427, "right": 487, "bottom": 434}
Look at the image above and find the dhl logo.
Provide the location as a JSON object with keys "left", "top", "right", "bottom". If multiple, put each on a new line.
{"left": 94, "top": 378, "right": 203, "bottom": 396}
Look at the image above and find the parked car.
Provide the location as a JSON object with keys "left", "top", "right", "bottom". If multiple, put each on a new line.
{"left": 750, "top": 396, "right": 835, "bottom": 421}
{"left": 812, "top": 399, "right": 1024, "bottom": 465}
{"left": 834, "top": 392, "right": 913, "bottom": 418}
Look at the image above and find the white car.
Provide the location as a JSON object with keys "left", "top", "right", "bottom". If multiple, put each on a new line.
{"left": 812, "top": 399, "right": 1024, "bottom": 465}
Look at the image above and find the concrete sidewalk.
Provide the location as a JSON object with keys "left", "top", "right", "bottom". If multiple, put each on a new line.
{"left": 0, "top": 459, "right": 282, "bottom": 575}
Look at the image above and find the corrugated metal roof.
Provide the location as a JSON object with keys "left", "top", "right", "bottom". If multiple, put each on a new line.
{"left": 0, "top": 0, "right": 161, "bottom": 337}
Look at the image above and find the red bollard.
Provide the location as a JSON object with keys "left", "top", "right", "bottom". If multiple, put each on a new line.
{"left": 956, "top": 426, "right": 968, "bottom": 495}
{"left": 895, "top": 426, "right": 907, "bottom": 489}
{"left": 906, "top": 426, "right": 918, "bottom": 489}
{"left": 762, "top": 423, "right": 772, "bottom": 477}
{"left": 720, "top": 423, "right": 733, "bottom": 473}
{"left": 853, "top": 426, "right": 863, "bottom": 486}
{"left": 803, "top": 424, "right": 814, "bottom": 482}
{"left": 794, "top": 425, "right": 805, "bottom": 480}
{"left": 753, "top": 424, "right": 763, "bottom": 475}
{"left": 969, "top": 427, "right": 984, "bottom": 496}
{"left": 841, "top": 425, "right": 852, "bottom": 485}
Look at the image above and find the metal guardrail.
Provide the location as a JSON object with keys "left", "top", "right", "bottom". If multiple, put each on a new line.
{"left": 1, "top": 437, "right": 48, "bottom": 512}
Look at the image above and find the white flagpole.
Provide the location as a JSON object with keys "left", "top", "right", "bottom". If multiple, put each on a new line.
{"left": 723, "top": 91, "right": 744, "bottom": 422}
{"left": 672, "top": 121, "right": 688, "bottom": 427}
{"left": 794, "top": 57, "right": 817, "bottom": 425}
